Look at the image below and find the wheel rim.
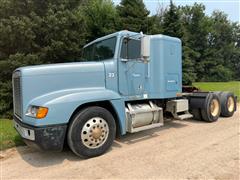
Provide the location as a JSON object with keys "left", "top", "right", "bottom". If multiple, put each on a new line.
{"left": 227, "top": 96, "right": 234, "bottom": 112}
{"left": 81, "top": 117, "right": 109, "bottom": 149}
{"left": 210, "top": 99, "right": 220, "bottom": 117}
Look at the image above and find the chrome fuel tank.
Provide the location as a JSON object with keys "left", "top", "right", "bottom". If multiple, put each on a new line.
{"left": 125, "top": 101, "right": 163, "bottom": 133}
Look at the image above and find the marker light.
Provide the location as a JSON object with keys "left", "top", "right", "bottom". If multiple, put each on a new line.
{"left": 36, "top": 107, "right": 48, "bottom": 119}
{"left": 26, "top": 106, "right": 48, "bottom": 119}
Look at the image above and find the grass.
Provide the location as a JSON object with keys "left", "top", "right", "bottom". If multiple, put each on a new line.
{"left": 0, "top": 119, "right": 24, "bottom": 151}
{"left": 193, "top": 81, "right": 240, "bottom": 101}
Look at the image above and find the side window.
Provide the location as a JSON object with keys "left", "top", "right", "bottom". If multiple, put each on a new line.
{"left": 120, "top": 38, "right": 141, "bottom": 59}
{"left": 94, "top": 37, "right": 116, "bottom": 61}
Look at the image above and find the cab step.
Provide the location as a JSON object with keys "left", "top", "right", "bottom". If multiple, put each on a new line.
{"left": 166, "top": 99, "right": 193, "bottom": 120}
{"left": 175, "top": 113, "right": 193, "bottom": 120}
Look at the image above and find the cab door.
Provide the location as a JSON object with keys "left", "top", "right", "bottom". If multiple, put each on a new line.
{"left": 118, "top": 38, "right": 146, "bottom": 96}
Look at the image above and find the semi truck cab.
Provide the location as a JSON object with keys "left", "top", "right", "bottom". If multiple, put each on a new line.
{"left": 13, "top": 30, "right": 237, "bottom": 157}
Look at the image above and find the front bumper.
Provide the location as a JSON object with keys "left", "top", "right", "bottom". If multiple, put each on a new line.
{"left": 13, "top": 116, "right": 67, "bottom": 151}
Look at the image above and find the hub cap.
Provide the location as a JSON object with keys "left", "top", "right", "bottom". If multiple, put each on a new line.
{"left": 210, "top": 99, "right": 220, "bottom": 117}
{"left": 227, "top": 96, "right": 234, "bottom": 112}
{"left": 81, "top": 117, "right": 109, "bottom": 149}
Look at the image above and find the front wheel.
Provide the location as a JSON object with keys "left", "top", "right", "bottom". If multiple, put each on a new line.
{"left": 67, "top": 106, "right": 116, "bottom": 158}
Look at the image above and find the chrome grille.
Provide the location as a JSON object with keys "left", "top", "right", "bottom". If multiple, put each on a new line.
{"left": 13, "top": 71, "right": 22, "bottom": 118}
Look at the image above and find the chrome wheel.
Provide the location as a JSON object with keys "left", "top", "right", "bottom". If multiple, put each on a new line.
{"left": 81, "top": 117, "right": 109, "bottom": 149}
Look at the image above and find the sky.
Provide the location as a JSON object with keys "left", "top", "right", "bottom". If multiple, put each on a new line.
{"left": 113, "top": 0, "right": 240, "bottom": 23}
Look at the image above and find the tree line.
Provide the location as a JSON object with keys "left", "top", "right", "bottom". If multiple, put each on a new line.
{"left": 0, "top": 0, "right": 239, "bottom": 117}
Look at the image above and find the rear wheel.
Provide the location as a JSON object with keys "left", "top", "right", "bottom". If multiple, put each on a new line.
{"left": 201, "top": 93, "right": 221, "bottom": 122}
{"left": 219, "top": 92, "right": 236, "bottom": 117}
{"left": 68, "top": 106, "right": 116, "bottom": 158}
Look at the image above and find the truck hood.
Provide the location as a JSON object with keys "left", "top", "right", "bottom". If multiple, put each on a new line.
{"left": 16, "top": 62, "right": 106, "bottom": 111}
{"left": 18, "top": 62, "right": 105, "bottom": 77}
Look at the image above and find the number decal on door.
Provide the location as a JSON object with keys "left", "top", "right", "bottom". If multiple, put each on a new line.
{"left": 108, "top": 73, "right": 115, "bottom": 78}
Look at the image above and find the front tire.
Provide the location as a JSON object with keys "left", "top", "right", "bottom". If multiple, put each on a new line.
{"left": 68, "top": 106, "right": 116, "bottom": 158}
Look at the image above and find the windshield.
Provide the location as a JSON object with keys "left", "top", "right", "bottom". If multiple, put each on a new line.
{"left": 82, "top": 37, "right": 117, "bottom": 61}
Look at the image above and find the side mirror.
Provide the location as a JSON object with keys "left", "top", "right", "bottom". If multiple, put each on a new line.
{"left": 140, "top": 35, "right": 150, "bottom": 63}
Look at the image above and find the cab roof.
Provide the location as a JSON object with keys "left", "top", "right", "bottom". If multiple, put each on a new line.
{"left": 84, "top": 30, "right": 140, "bottom": 48}
{"left": 84, "top": 30, "right": 181, "bottom": 48}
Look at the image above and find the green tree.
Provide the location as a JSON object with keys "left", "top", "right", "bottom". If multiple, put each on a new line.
{"left": 162, "top": 0, "right": 182, "bottom": 38}
{"left": 117, "top": 0, "right": 150, "bottom": 33}
{"left": 83, "top": 0, "right": 119, "bottom": 42}
{"left": 181, "top": 3, "right": 210, "bottom": 82}
{"left": 0, "top": 0, "right": 86, "bottom": 117}
{"left": 231, "top": 23, "right": 240, "bottom": 79}
{"left": 204, "top": 11, "right": 237, "bottom": 81}
{"left": 182, "top": 46, "right": 197, "bottom": 85}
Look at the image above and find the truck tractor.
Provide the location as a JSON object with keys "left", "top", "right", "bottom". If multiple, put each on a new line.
{"left": 13, "top": 30, "right": 237, "bottom": 157}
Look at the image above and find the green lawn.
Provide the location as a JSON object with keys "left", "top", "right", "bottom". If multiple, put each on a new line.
{"left": 0, "top": 119, "right": 24, "bottom": 151}
{"left": 193, "top": 81, "right": 240, "bottom": 101}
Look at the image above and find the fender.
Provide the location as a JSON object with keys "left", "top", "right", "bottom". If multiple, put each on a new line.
{"left": 24, "top": 88, "right": 122, "bottom": 127}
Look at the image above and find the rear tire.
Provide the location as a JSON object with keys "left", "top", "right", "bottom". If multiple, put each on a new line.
{"left": 68, "top": 106, "right": 116, "bottom": 158}
{"left": 219, "top": 92, "right": 236, "bottom": 117}
{"left": 201, "top": 93, "right": 221, "bottom": 122}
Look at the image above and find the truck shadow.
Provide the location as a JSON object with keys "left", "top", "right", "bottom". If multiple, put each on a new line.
{"left": 114, "top": 120, "right": 187, "bottom": 145}
{"left": 15, "top": 145, "right": 82, "bottom": 167}
{"left": 15, "top": 119, "right": 202, "bottom": 168}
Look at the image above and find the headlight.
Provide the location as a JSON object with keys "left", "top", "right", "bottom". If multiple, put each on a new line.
{"left": 26, "top": 105, "right": 48, "bottom": 119}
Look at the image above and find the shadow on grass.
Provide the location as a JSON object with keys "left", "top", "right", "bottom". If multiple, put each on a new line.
{"left": 13, "top": 134, "right": 25, "bottom": 147}
{"left": 0, "top": 135, "right": 25, "bottom": 151}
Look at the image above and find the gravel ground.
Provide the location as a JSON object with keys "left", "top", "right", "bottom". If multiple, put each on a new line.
{"left": 1, "top": 106, "right": 239, "bottom": 179}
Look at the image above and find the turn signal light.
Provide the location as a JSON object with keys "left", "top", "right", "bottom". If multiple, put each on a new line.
{"left": 36, "top": 107, "right": 48, "bottom": 119}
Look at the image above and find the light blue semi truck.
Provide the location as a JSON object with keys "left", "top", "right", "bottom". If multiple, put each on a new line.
{"left": 13, "top": 30, "right": 237, "bottom": 157}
